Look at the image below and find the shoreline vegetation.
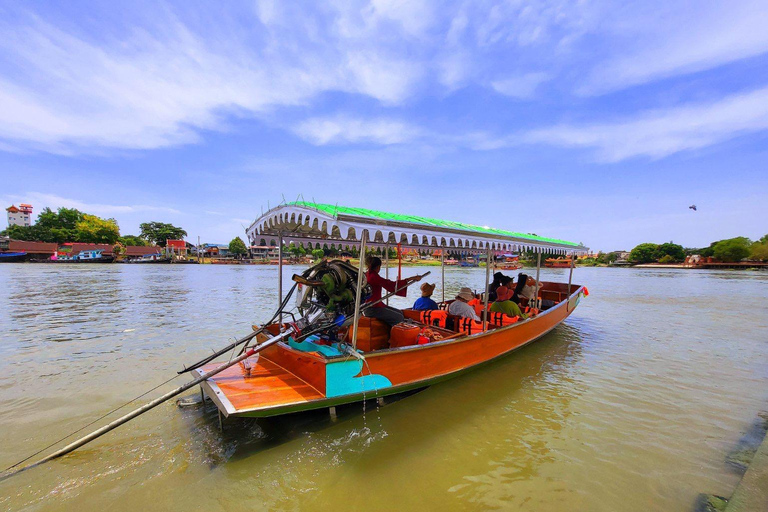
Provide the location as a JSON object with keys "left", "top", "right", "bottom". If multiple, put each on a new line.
{"left": 2, "top": 206, "right": 767, "bottom": 269}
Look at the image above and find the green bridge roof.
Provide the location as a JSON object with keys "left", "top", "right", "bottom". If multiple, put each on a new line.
{"left": 286, "top": 201, "right": 581, "bottom": 247}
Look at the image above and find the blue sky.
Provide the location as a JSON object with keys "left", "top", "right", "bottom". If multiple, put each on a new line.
{"left": 1, "top": 0, "right": 767, "bottom": 251}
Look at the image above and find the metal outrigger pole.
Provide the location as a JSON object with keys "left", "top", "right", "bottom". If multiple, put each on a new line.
{"left": 0, "top": 330, "right": 294, "bottom": 481}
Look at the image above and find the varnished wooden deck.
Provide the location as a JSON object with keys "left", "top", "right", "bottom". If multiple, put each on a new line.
{"left": 196, "top": 356, "right": 323, "bottom": 416}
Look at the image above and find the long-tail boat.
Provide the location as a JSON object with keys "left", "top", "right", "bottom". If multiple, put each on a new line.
{"left": 192, "top": 201, "right": 589, "bottom": 419}
{"left": 1, "top": 201, "right": 589, "bottom": 479}
{"left": 545, "top": 257, "right": 573, "bottom": 268}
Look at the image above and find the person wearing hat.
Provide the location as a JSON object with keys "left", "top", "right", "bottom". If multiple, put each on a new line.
{"left": 488, "top": 272, "right": 507, "bottom": 302}
{"left": 448, "top": 287, "right": 481, "bottom": 321}
{"left": 490, "top": 285, "right": 528, "bottom": 319}
{"left": 413, "top": 282, "right": 438, "bottom": 311}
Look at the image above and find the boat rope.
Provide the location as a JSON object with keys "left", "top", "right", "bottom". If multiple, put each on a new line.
{"left": 2, "top": 373, "right": 180, "bottom": 474}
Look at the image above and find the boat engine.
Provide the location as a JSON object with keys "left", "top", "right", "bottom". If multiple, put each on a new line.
{"left": 292, "top": 259, "right": 371, "bottom": 332}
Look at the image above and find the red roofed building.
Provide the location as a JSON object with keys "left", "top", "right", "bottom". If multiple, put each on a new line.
{"left": 166, "top": 239, "right": 187, "bottom": 256}
{"left": 6, "top": 204, "right": 32, "bottom": 227}
{"left": 8, "top": 240, "right": 58, "bottom": 256}
{"left": 125, "top": 246, "right": 162, "bottom": 257}
{"left": 59, "top": 243, "right": 115, "bottom": 257}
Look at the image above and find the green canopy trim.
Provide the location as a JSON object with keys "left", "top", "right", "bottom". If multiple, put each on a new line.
{"left": 286, "top": 201, "right": 581, "bottom": 248}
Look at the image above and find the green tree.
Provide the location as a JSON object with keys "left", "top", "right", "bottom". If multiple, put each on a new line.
{"left": 712, "top": 237, "right": 751, "bottom": 262}
{"left": 139, "top": 222, "right": 187, "bottom": 247}
{"left": 75, "top": 214, "right": 120, "bottom": 244}
{"left": 119, "top": 235, "right": 147, "bottom": 246}
{"left": 628, "top": 243, "right": 659, "bottom": 263}
{"left": 286, "top": 243, "right": 306, "bottom": 258}
{"left": 311, "top": 249, "right": 325, "bottom": 261}
{"left": 656, "top": 242, "right": 685, "bottom": 262}
{"left": 229, "top": 237, "right": 248, "bottom": 258}
{"left": 1, "top": 207, "right": 121, "bottom": 244}
{"left": 751, "top": 239, "right": 768, "bottom": 261}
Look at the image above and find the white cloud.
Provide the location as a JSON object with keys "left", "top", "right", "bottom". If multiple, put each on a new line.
{"left": 579, "top": 2, "right": 768, "bottom": 94}
{"left": 523, "top": 86, "right": 768, "bottom": 161}
{"left": 491, "top": 72, "right": 550, "bottom": 99}
{"left": 293, "top": 116, "right": 422, "bottom": 145}
{"left": 0, "top": 5, "right": 425, "bottom": 153}
{"left": 2, "top": 1, "right": 768, "bottom": 157}
{"left": 2, "top": 192, "right": 180, "bottom": 216}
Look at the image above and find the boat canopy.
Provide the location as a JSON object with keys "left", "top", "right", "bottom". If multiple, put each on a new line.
{"left": 247, "top": 201, "right": 588, "bottom": 255}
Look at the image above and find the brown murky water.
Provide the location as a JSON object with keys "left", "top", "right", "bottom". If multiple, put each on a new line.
{"left": 1, "top": 264, "right": 767, "bottom": 511}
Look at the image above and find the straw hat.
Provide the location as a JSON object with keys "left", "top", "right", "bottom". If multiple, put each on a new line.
{"left": 456, "top": 287, "right": 474, "bottom": 301}
{"left": 496, "top": 285, "right": 512, "bottom": 302}
{"left": 420, "top": 282, "right": 436, "bottom": 297}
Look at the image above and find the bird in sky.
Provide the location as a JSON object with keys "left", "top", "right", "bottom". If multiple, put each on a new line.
{"left": 689, "top": 205, "right": 697, "bottom": 211}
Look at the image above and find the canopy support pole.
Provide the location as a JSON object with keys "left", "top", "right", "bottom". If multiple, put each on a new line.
{"left": 351, "top": 230, "right": 367, "bottom": 350}
{"left": 441, "top": 249, "right": 445, "bottom": 303}
{"left": 278, "top": 233, "right": 283, "bottom": 327}
{"left": 534, "top": 251, "right": 542, "bottom": 309}
{"left": 385, "top": 242, "right": 389, "bottom": 306}
{"left": 483, "top": 248, "right": 491, "bottom": 331}
{"left": 567, "top": 251, "right": 575, "bottom": 310}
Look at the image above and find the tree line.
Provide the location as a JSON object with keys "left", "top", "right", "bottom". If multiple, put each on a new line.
{"left": 1, "top": 207, "right": 187, "bottom": 247}
{"left": 628, "top": 235, "right": 768, "bottom": 264}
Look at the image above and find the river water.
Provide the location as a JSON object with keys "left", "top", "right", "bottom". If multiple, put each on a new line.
{"left": 0, "top": 264, "right": 766, "bottom": 511}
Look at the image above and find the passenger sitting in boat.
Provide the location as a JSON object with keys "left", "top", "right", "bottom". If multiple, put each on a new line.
{"left": 490, "top": 285, "right": 528, "bottom": 319}
{"left": 447, "top": 287, "right": 481, "bottom": 321}
{"left": 488, "top": 272, "right": 507, "bottom": 302}
{"left": 412, "top": 282, "right": 438, "bottom": 311}
{"left": 363, "top": 256, "right": 420, "bottom": 326}
{"left": 517, "top": 274, "right": 555, "bottom": 310}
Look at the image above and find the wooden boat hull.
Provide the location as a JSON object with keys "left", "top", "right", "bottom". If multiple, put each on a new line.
{"left": 0, "top": 252, "right": 28, "bottom": 262}
{"left": 120, "top": 258, "right": 171, "bottom": 264}
{"left": 197, "top": 282, "right": 586, "bottom": 419}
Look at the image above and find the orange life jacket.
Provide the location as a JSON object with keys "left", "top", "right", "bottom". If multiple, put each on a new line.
{"left": 456, "top": 317, "right": 485, "bottom": 335}
{"left": 488, "top": 312, "right": 519, "bottom": 326}
{"left": 420, "top": 309, "right": 448, "bottom": 328}
{"left": 468, "top": 298, "right": 485, "bottom": 316}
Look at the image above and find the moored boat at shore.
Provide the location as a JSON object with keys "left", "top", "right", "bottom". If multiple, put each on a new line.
{"left": 0, "top": 251, "right": 28, "bottom": 262}
{"left": 545, "top": 257, "right": 573, "bottom": 268}
{"left": 32, "top": 249, "right": 114, "bottom": 263}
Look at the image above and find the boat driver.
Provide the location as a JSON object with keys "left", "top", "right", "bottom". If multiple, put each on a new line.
{"left": 363, "top": 256, "right": 421, "bottom": 326}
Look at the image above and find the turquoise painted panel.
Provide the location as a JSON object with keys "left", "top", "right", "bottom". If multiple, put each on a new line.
{"left": 326, "top": 360, "right": 392, "bottom": 398}
{"left": 288, "top": 338, "right": 343, "bottom": 357}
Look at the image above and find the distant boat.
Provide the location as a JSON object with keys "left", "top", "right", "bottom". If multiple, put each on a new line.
{"left": 34, "top": 249, "right": 114, "bottom": 263}
{"left": 0, "top": 251, "right": 27, "bottom": 262}
{"left": 545, "top": 257, "right": 572, "bottom": 268}
{"left": 121, "top": 257, "right": 171, "bottom": 264}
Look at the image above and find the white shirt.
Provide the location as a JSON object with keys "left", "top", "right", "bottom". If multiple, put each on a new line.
{"left": 448, "top": 300, "right": 480, "bottom": 321}
{"left": 519, "top": 282, "right": 541, "bottom": 301}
